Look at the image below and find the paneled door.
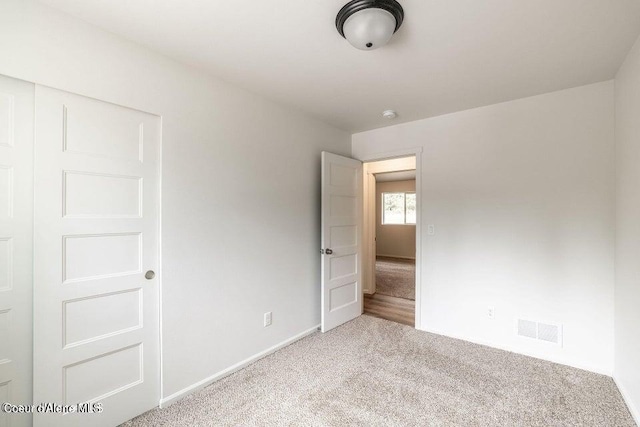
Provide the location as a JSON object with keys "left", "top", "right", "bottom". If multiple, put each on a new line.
{"left": 33, "top": 86, "right": 160, "bottom": 426}
{"left": 321, "top": 152, "right": 362, "bottom": 332}
{"left": 0, "top": 75, "right": 34, "bottom": 427}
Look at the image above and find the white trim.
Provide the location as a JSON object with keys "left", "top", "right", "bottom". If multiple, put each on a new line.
{"left": 355, "top": 147, "right": 423, "bottom": 330}
{"left": 357, "top": 147, "right": 423, "bottom": 162}
{"left": 412, "top": 149, "right": 422, "bottom": 330}
{"left": 614, "top": 376, "right": 640, "bottom": 424}
{"left": 157, "top": 115, "right": 164, "bottom": 406}
{"left": 421, "top": 325, "right": 612, "bottom": 376}
{"left": 159, "top": 324, "right": 320, "bottom": 408}
{"left": 362, "top": 170, "right": 376, "bottom": 294}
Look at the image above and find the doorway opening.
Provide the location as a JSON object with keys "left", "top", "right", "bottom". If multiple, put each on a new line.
{"left": 362, "top": 156, "right": 418, "bottom": 327}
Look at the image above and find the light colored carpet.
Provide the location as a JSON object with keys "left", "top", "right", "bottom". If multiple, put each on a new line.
{"left": 123, "top": 316, "right": 635, "bottom": 427}
{"left": 376, "top": 256, "right": 415, "bottom": 300}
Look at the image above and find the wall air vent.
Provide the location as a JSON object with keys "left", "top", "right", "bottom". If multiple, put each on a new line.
{"left": 517, "top": 318, "right": 562, "bottom": 346}
{"left": 517, "top": 319, "right": 537, "bottom": 339}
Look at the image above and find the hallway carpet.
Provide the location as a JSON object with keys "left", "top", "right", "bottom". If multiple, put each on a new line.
{"left": 375, "top": 256, "right": 415, "bottom": 300}
{"left": 123, "top": 316, "right": 634, "bottom": 427}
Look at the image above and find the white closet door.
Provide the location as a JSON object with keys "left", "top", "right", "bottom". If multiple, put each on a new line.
{"left": 33, "top": 86, "right": 161, "bottom": 427}
{"left": 0, "top": 74, "right": 34, "bottom": 427}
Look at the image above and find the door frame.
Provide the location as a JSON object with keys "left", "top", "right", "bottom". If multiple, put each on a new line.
{"left": 362, "top": 156, "right": 417, "bottom": 296}
{"left": 356, "top": 147, "right": 423, "bottom": 330}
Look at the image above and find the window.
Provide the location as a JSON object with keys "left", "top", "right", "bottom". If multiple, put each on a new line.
{"left": 382, "top": 192, "right": 416, "bottom": 225}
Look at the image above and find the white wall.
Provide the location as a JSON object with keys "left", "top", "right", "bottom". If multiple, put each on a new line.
{"left": 614, "top": 35, "right": 640, "bottom": 422}
{"left": 376, "top": 180, "right": 416, "bottom": 259}
{"left": 353, "top": 81, "right": 616, "bottom": 374}
{"left": 0, "top": 0, "right": 351, "bottom": 401}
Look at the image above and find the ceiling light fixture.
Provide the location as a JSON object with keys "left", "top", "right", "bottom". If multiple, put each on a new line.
{"left": 336, "top": 0, "right": 404, "bottom": 50}
{"left": 382, "top": 109, "right": 397, "bottom": 119}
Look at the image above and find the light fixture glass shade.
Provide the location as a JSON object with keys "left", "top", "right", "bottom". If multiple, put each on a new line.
{"left": 343, "top": 8, "right": 396, "bottom": 50}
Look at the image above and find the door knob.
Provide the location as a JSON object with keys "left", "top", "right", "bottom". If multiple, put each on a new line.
{"left": 145, "top": 270, "right": 156, "bottom": 280}
{"left": 325, "top": 248, "right": 333, "bottom": 255}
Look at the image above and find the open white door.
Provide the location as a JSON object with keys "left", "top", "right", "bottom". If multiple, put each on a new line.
{"left": 33, "top": 86, "right": 160, "bottom": 426}
{"left": 0, "top": 74, "right": 34, "bottom": 427}
{"left": 321, "top": 152, "right": 362, "bottom": 332}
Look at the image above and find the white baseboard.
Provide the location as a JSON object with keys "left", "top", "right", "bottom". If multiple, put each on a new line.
{"left": 419, "top": 325, "right": 612, "bottom": 376}
{"left": 614, "top": 375, "right": 640, "bottom": 424}
{"left": 377, "top": 254, "right": 415, "bottom": 260}
{"left": 159, "top": 324, "right": 320, "bottom": 408}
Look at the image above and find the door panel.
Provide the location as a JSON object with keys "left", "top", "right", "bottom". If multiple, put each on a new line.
{"left": 0, "top": 74, "right": 34, "bottom": 427}
{"left": 321, "top": 152, "right": 362, "bottom": 332}
{"left": 33, "top": 86, "right": 160, "bottom": 427}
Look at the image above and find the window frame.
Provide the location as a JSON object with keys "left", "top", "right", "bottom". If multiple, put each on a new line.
{"left": 382, "top": 191, "right": 416, "bottom": 225}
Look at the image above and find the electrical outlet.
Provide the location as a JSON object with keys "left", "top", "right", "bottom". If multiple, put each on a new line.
{"left": 264, "top": 312, "right": 272, "bottom": 327}
{"left": 487, "top": 306, "right": 495, "bottom": 320}
{"left": 428, "top": 224, "right": 435, "bottom": 236}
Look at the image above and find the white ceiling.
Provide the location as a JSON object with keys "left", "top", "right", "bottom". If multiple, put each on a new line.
{"left": 376, "top": 170, "right": 416, "bottom": 182}
{"left": 40, "top": 0, "right": 640, "bottom": 132}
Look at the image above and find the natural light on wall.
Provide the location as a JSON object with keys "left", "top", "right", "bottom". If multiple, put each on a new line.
{"left": 382, "top": 192, "right": 416, "bottom": 224}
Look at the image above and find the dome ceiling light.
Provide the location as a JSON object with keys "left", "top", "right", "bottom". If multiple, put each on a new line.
{"left": 336, "top": 0, "right": 404, "bottom": 50}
